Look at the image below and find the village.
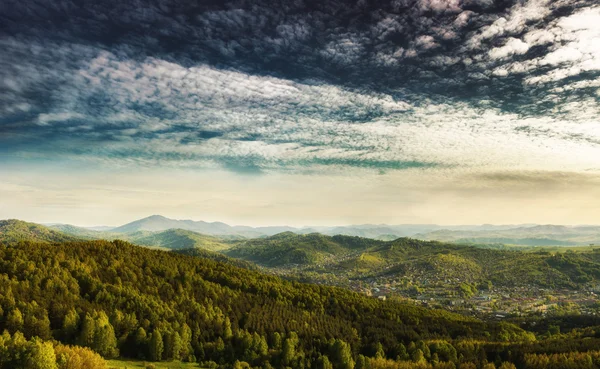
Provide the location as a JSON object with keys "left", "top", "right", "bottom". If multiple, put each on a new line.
{"left": 269, "top": 263, "right": 600, "bottom": 319}
{"left": 356, "top": 279, "right": 600, "bottom": 319}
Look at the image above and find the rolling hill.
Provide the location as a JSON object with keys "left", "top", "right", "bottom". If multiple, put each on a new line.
{"left": 227, "top": 233, "right": 600, "bottom": 289}
{"left": 49, "top": 222, "right": 237, "bottom": 251}
{"left": 0, "top": 238, "right": 541, "bottom": 368}
{"left": 9, "top": 219, "right": 600, "bottom": 290}
{"left": 226, "top": 232, "right": 386, "bottom": 266}
{"left": 49, "top": 223, "right": 112, "bottom": 239}
{"left": 86, "top": 215, "right": 545, "bottom": 239}
{"left": 3, "top": 235, "right": 600, "bottom": 369}
{"left": 414, "top": 225, "right": 600, "bottom": 246}
{"left": 0, "top": 219, "right": 81, "bottom": 244}
{"left": 7, "top": 216, "right": 600, "bottom": 297}
{"left": 132, "top": 228, "right": 233, "bottom": 251}
{"left": 343, "top": 239, "right": 600, "bottom": 288}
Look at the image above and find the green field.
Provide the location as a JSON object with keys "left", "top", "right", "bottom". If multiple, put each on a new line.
{"left": 107, "top": 360, "right": 201, "bottom": 369}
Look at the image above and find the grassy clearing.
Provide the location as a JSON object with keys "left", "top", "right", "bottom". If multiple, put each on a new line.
{"left": 107, "top": 359, "right": 201, "bottom": 369}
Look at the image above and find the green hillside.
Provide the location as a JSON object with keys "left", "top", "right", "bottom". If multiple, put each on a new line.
{"left": 131, "top": 228, "right": 233, "bottom": 251}
{"left": 49, "top": 223, "right": 110, "bottom": 239}
{"left": 0, "top": 240, "right": 536, "bottom": 367}
{"left": 0, "top": 219, "right": 81, "bottom": 244}
{"left": 3, "top": 239, "right": 600, "bottom": 369}
{"left": 226, "top": 232, "right": 385, "bottom": 266}
{"left": 331, "top": 238, "right": 600, "bottom": 288}
{"left": 26, "top": 220, "right": 600, "bottom": 290}
{"left": 226, "top": 234, "right": 600, "bottom": 290}
{"left": 51, "top": 223, "right": 236, "bottom": 251}
{"left": 174, "top": 247, "right": 258, "bottom": 270}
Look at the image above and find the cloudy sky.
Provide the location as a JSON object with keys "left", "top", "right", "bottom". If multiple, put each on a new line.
{"left": 1, "top": 0, "right": 600, "bottom": 227}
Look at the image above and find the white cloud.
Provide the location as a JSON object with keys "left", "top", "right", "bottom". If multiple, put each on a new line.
{"left": 489, "top": 38, "right": 530, "bottom": 60}
{"left": 2, "top": 43, "right": 595, "bottom": 175}
{"left": 37, "top": 112, "right": 85, "bottom": 126}
{"left": 418, "top": 0, "right": 461, "bottom": 13}
{"left": 453, "top": 11, "right": 474, "bottom": 28}
{"left": 415, "top": 35, "right": 439, "bottom": 50}
{"left": 2, "top": 3, "right": 600, "bottom": 177}
{"left": 464, "top": 0, "right": 552, "bottom": 51}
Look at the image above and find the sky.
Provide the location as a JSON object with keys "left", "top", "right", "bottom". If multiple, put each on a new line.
{"left": 1, "top": 0, "right": 600, "bottom": 227}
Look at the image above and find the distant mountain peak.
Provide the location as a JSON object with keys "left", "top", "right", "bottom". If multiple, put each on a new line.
{"left": 145, "top": 214, "right": 170, "bottom": 220}
{"left": 111, "top": 215, "right": 234, "bottom": 234}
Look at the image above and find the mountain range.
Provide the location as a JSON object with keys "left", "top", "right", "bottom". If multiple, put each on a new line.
{"left": 44, "top": 215, "right": 600, "bottom": 246}
{"left": 3, "top": 218, "right": 600, "bottom": 369}
{"left": 51, "top": 214, "right": 534, "bottom": 236}
{"left": 414, "top": 225, "right": 600, "bottom": 246}
{"left": 6, "top": 218, "right": 600, "bottom": 291}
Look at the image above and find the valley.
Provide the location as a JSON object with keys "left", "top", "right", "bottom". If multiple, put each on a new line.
{"left": 3, "top": 217, "right": 600, "bottom": 368}
{"left": 4, "top": 217, "right": 600, "bottom": 321}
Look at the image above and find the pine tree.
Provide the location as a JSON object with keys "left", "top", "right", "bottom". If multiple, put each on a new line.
{"left": 149, "top": 330, "right": 164, "bottom": 362}
{"left": 223, "top": 317, "right": 233, "bottom": 340}
{"left": 271, "top": 332, "right": 282, "bottom": 350}
{"left": 170, "top": 331, "right": 183, "bottom": 361}
{"left": 61, "top": 309, "right": 79, "bottom": 342}
{"left": 412, "top": 349, "right": 425, "bottom": 363}
{"left": 254, "top": 333, "right": 268, "bottom": 357}
{"left": 355, "top": 355, "right": 369, "bottom": 369}
{"left": 6, "top": 308, "right": 24, "bottom": 333}
{"left": 162, "top": 330, "right": 173, "bottom": 361}
{"left": 77, "top": 314, "right": 96, "bottom": 348}
{"left": 281, "top": 338, "right": 296, "bottom": 366}
{"left": 134, "top": 327, "right": 148, "bottom": 359}
{"left": 374, "top": 342, "right": 385, "bottom": 359}
{"left": 319, "top": 355, "right": 333, "bottom": 369}
{"left": 332, "top": 339, "right": 354, "bottom": 369}
{"left": 396, "top": 343, "right": 409, "bottom": 361}
{"left": 94, "top": 323, "right": 119, "bottom": 358}
{"left": 180, "top": 323, "right": 193, "bottom": 361}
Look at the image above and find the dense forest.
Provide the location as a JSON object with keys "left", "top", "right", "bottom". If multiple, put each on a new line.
{"left": 3, "top": 220, "right": 600, "bottom": 368}
{"left": 0, "top": 239, "right": 600, "bottom": 368}
{"left": 227, "top": 233, "right": 600, "bottom": 289}
{"left": 10, "top": 219, "right": 600, "bottom": 291}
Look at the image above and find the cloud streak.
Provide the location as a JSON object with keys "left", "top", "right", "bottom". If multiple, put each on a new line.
{"left": 0, "top": 0, "right": 599, "bottom": 177}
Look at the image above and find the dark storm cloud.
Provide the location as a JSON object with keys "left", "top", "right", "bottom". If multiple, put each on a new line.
{"left": 0, "top": 0, "right": 599, "bottom": 172}
{"left": 2, "top": 0, "right": 596, "bottom": 105}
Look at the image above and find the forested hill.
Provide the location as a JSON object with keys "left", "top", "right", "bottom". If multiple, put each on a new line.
{"left": 6, "top": 220, "right": 600, "bottom": 291}
{"left": 226, "top": 232, "right": 386, "bottom": 266}
{"left": 131, "top": 228, "right": 234, "bottom": 251}
{"left": 330, "top": 238, "right": 600, "bottom": 288}
{"left": 50, "top": 221, "right": 236, "bottom": 251}
{"left": 1, "top": 238, "right": 600, "bottom": 368}
{"left": 225, "top": 233, "right": 600, "bottom": 289}
{"left": 0, "top": 219, "right": 81, "bottom": 244}
{"left": 0, "top": 239, "right": 540, "bottom": 368}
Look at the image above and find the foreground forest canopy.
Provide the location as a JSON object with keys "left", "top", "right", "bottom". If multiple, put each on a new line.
{"left": 1, "top": 234, "right": 600, "bottom": 368}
